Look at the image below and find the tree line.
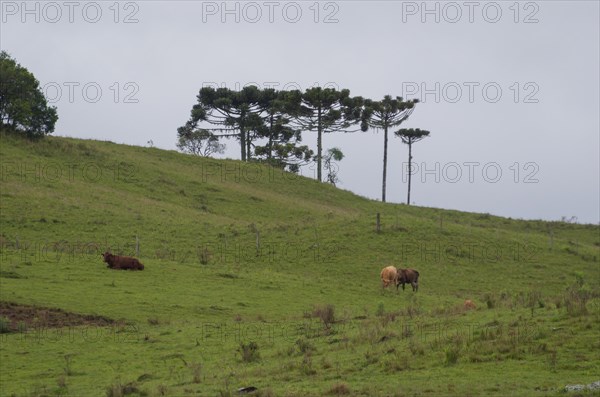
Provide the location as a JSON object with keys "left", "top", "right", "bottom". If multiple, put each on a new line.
{"left": 178, "top": 86, "right": 431, "bottom": 204}
{"left": 0, "top": 52, "right": 432, "bottom": 205}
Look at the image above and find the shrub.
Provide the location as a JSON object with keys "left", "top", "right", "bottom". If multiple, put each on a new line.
{"left": 238, "top": 341, "right": 260, "bottom": 362}
{"left": 484, "top": 293, "right": 496, "bottom": 309}
{"left": 563, "top": 273, "right": 596, "bottom": 316}
{"left": 313, "top": 304, "right": 335, "bottom": 328}
{"left": 564, "top": 285, "right": 591, "bottom": 316}
{"left": 199, "top": 247, "right": 211, "bottom": 265}
{"left": 444, "top": 346, "right": 460, "bottom": 365}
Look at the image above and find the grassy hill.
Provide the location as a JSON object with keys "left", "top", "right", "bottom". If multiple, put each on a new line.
{"left": 0, "top": 132, "right": 598, "bottom": 396}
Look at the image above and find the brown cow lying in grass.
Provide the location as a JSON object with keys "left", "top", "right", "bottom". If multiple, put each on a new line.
{"left": 102, "top": 252, "right": 144, "bottom": 270}
{"left": 396, "top": 268, "right": 419, "bottom": 292}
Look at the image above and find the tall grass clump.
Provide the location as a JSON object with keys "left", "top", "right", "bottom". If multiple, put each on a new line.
{"left": 313, "top": 304, "right": 335, "bottom": 328}
{"left": 564, "top": 273, "right": 593, "bottom": 316}
{"left": 237, "top": 341, "right": 260, "bottom": 362}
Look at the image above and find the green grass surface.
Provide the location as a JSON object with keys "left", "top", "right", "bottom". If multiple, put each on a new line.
{"left": 0, "top": 132, "right": 598, "bottom": 396}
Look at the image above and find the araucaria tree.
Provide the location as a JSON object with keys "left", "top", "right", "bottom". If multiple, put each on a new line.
{"left": 253, "top": 89, "right": 313, "bottom": 172}
{"left": 0, "top": 51, "right": 58, "bottom": 137}
{"left": 176, "top": 128, "right": 225, "bottom": 157}
{"left": 364, "top": 96, "right": 418, "bottom": 202}
{"left": 395, "top": 128, "right": 430, "bottom": 205}
{"left": 179, "top": 87, "right": 431, "bottom": 189}
{"left": 179, "top": 86, "right": 263, "bottom": 161}
{"left": 292, "top": 87, "right": 366, "bottom": 182}
{"left": 179, "top": 86, "right": 312, "bottom": 168}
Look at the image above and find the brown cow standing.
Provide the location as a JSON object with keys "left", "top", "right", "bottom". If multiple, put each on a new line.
{"left": 396, "top": 268, "right": 419, "bottom": 292}
{"left": 380, "top": 265, "right": 398, "bottom": 291}
{"left": 102, "top": 252, "right": 144, "bottom": 270}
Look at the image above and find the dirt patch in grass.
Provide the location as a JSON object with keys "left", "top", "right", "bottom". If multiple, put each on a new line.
{"left": 0, "top": 301, "right": 116, "bottom": 331}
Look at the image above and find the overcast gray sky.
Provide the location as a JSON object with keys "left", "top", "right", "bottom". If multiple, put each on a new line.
{"left": 2, "top": 1, "right": 598, "bottom": 224}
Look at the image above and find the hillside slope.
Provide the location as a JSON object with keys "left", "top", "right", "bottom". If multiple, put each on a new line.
{"left": 1, "top": 133, "right": 598, "bottom": 396}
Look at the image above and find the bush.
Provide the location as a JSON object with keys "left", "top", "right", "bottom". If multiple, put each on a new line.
{"left": 484, "top": 293, "right": 496, "bottom": 309}
{"left": 564, "top": 285, "right": 591, "bottom": 316}
{"left": 238, "top": 341, "right": 260, "bottom": 362}
{"left": 199, "top": 247, "right": 211, "bottom": 265}
{"left": 563, "top": 273, "right": 596, "bottom": 316}
{"left": 444, "top": 346, "right": 460, "bottom": 365}
{"left": 313, "top": 304, "right": 335, "bottom": 328}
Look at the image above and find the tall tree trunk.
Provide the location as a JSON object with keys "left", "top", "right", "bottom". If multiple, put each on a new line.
{"left": 382, "top": 125, "right": 388, "bottom": 202}
{"left": 407, "top": 139, "right": 413, "bottom": 205}
{"left": 246, "top": 129, "right": 251, "bottom": 160}
{"left": 268, "top": 114, "right": 274, "bottom": 160}
{"left": 317, "top": 106, "right": 322, "bottom": 182}
{"left": 240, "top": 117, "right": 246, "bottom": 162}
